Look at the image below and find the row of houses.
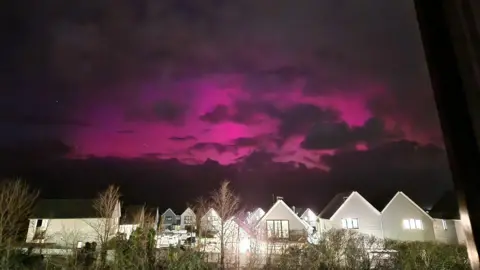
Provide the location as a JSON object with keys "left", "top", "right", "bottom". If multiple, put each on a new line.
{"left": 25, "top": 190, "right": 466, "bottom": 252}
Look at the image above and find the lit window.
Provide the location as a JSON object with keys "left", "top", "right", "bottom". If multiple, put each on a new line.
{"left": 442, "top": 219, "right": 448, "bottom": 230}
{"left": 341, "top": 218, "right": 359, "bottom": 229}
{"left": 166, "top": 216, "right": 172, "bottom": 221}
{"left": 266, "top": 220, "right": 289, "bottom": 239}
{"left": 403, "top": 219, "right": 423, "bottom": 230}
{"left": 77, "top": 242, "right": 83, "bottom": 248}
{"left": 184, "top": 216, "right": 193, "bottom": 223}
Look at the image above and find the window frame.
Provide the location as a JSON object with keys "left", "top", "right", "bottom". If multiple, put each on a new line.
{"left": 341, "top": 218, "right": 359, "bottom": 229}
{"left": 403, "top": 218, "right": 424, "bottom": 230}
{"left": 266, "top": 219, "right": 290, "bottom": 239}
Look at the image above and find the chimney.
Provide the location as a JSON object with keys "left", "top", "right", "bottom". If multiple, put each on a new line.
{"left": 292, "top": 206, "right": 296, "bottom": 213}
{"left": 276, "top": 196, "right": 284, "bottom": 201}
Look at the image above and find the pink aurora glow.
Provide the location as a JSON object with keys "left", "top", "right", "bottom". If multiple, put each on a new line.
{"left": 65, "top": 74, "right": 427, "bottom": 168}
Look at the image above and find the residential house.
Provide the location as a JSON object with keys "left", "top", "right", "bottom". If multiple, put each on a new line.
{"left": 246, "top": 208, "right": 265, "bottom": 226}
{"left": 26, "top": 199, "right": 121, "bottom": 247}
{"left": 223, "top": 217, "right": 254, "bottom": 254}
{"left": 256, "top": 197, "right": 312, "bottom": 246}
{"left": 319, "top": 191, "right": 383, "bottom": 239}
{"left": 381, "top": 192, "right": 435, "bottom": 242}
{"left": 161, "top": 208, "right": 178, "bottom": 230}
{"left": 201, "top": 208, "right": 221, "bottom": 235}
{"left": 429, "top": 191, "right": 465, "bottom": 245}
{"left": 300, "top": 208, "right": 317, "bottom": 229}
{"left": 180, "top": 207, "right": 196, "bottom": 231}
{"left": 118, "top": 205, "right": 159, "bottom": 239}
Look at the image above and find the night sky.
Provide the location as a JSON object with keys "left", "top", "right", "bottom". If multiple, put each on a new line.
{"left": 1, "top": 0, "right": 452, "bottom": 211}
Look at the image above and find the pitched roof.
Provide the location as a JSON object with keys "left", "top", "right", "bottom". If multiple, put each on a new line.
{"left": 31, "top": 199, "right": 99, "bottom": 219}
{"left": 300, "top": 208, "right": 316, "bottom": 219}
{"left": 181, "top": 207, "right": 195, "bottom": 216}
{"left": 382, "top": 192, "right": 433, "bottom": 220}
{"left": 319, "top": 191, "right": 353, "bottom": 219}
{"left": 429, "top": 190, "right": 460, "bottom": 219}
{"left": 162, "top": 208, "right": 176, "bottom": 216}
{"left": 256, "top": 199, "right": 311, "bottom": 229}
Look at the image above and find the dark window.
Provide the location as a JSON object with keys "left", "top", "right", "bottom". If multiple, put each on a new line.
{"left": 36, "top": 219, "right": 43, "bottom": 227}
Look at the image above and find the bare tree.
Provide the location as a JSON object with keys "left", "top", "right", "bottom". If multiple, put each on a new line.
{"left": 0, "top": 179, "right": 38, "bottom": 246}
{"left": 209, "top": 180, "right": 240, "bottom": 270}
{"left": 87, "top": 185, "right": 121, "bottom": 267}
{"left": 192, "top": 196, "right": 209, "bottom": 253}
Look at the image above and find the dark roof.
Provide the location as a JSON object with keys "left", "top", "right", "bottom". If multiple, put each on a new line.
{"left": 121, "top": 205, "right": 144, "bottom": 225}
{"left": 319, "top": 191, "right": 353, "bottom": 219}
{"left": 121, "top": 205, "right": 159, "bottom": 225}
{"left": 32, "top": 199, "right": 98, "bottom": 219}
{"left": 429, "top": 190, "right": 460, "bottom": 219}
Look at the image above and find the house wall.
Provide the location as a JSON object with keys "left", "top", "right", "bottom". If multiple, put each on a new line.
{"left": 329, "top": 193, "right": 383, "bottom": 239}
{"left": 455, "top": 220, "right": 467, "bottom": 245}
{"left": 26, "top": 217, "right": 120, "bottom": 246}
{"left": 257, "top": 201, "right": 307, "bottom": 234}
{"left": 432, "top": 219, "right": 459, "bottom": 244}
{"left": 201, "top": 210, "right": 221, "bottom": 233}
{"left": 180, "top": 210, "right": 196, "bottom": 229}
{"left": 381, "top": 194, "right": 435, "bottom": 242}
{"left": 162, "top": 210, "right": 177, "bottom": 227}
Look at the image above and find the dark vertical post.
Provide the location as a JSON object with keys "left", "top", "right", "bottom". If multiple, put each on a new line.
{"left": 413, "top": 0, "right": 480, "bottom": 268}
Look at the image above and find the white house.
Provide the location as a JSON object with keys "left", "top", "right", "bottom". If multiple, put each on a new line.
{"left": 201, "top": 208, "right": 221, "bottom": 234}
{"left": 381, "top": 192, "right": 435, "bottom": 242}
{"left": 256, "top": 197, "right": 312, "bottom": 244}
{"left": 26, "top": 199, "right": 121, "bottom": 248}
{"left": 300, "top": 208, "right": 317, "bottom": 228}
{"left": 161, "top": 208, "right": 178, "bottom": 230}
{"left": 223, "top": 217, "right": 253, "bottom": 254}
{"left": 428, "top": 191, "right": 465, "bottom": 245}
{"left": 180, "top": 207, "right": 196, "bottom": 230}
{"left": 246, "top": 208, "right": 265, "bottom": 225}
{"left": 318, "top": 191, "right": 383, "bottom": 239}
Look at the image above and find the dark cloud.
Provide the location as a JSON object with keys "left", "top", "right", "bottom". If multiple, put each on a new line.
{"left": 125, "top": 100, "right": 186, "bottom": 124}
{"left": 301, "top": 117, "right": 403, "bottom": 150}
{"left": 117, "top": 129, "right": 135, "bottom": 134}
{"left": 278, "top": 103, "right": 340, "bottom": 137}
{"left": 200, "top": 101, "right": 282, "bottom": 125}
{"left": 321, "top": 140, "right": 451, "bottom": 203}
{"left": 0, "top": 113, "right": 90, "bottom": 127}
{"left": 201, "top": 102, "right": 342, "bottom": 143}
{"left": 232, "top": 101, "right": 281, "bottom": 124}
{"left": 243, "top": 66, "right": 307, "bottom": 94}
{"left": 169, "top": 136, "right": 197, "bottom": 141}
{"left": 0, "top": 139, "right": 451, "bottom": 212}
{"left": 232, "top": 137, "right": 258, "bottom": 147}
{"left": 189, "top": 142, "right": 237, "bottom": 154}
{"left": 0, "top": 139, "right": 72, "bottom": 164}
{"left": 199, "top": 104, "right": 229, "bottom": 123}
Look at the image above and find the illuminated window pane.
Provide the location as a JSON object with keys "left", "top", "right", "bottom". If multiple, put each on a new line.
{"left": 409, "top": 219, "right": 416, "bottom": 229}
{"left": 403, "top": 219, "right": 411, "bottom": 229}
{"left": 352, "top": 218, "right": 358, "bottom": 229}
{"left": 415, "top": 219, "right": 423, "bottom": 230}
{"left": 341, "top": 218, "right": 359, "bottom": 229}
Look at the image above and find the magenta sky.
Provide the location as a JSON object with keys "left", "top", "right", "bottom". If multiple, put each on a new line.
{"left": 3, "top": 0, "right": 442, "bottom": 170}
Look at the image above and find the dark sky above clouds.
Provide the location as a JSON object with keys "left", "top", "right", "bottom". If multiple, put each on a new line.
{"left": 0, "top": 0, "right": 452, "bottom": 210}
